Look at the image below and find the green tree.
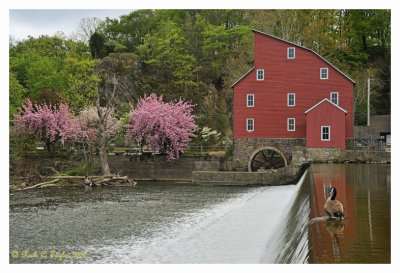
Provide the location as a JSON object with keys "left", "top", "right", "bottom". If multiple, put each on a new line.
{"left": 142, "top": 19, "right": 199, "bottom": 98}
{"left": 25, "top": 56, "right": 69, "bottom": 98}
{"left": 9, "top": 72, "right": 27, "bottom": 120}
{"left": 63, "top": 54, "right": 99, "bottom": 111}
{"left": 89, "top": 32, "right": 109, "bottom": 59}
{"left": 10, "top": 34, "right": 97, "bottom": 112}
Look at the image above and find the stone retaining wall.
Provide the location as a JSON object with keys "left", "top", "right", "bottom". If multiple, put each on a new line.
{"left": 105, "top": 155, "right": 232, "bottom": 180}
{"left": 192, "top": 164, "right": 308, "bottom": 186}
{"left": 13, "top": 154, "right": 232, "bottom": 181}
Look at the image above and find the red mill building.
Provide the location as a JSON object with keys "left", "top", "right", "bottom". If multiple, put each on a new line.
{"left": 231, "top": 30, "right": 355, "bottom": 171}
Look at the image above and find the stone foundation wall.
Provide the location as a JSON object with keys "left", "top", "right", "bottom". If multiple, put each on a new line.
{"left": 292, "top": 147, "right": 391, "bottom": 164}
{"left": 233, "top": 138, "right": 306, "bottom": 169}
{"left": 345, "top": 138, "right": 355, "bottom": 150}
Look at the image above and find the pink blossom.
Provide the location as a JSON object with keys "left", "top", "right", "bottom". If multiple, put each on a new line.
{"left": 125, "top": 93, "right": 197, "bottom": 161}
{"left": 77, "top": 106, "right": 121, "bottom": 145}
{"left": 13, "top": 99, "right": 80, "bottom": 150}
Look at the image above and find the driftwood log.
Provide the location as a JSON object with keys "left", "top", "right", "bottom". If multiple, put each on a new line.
{"left": 12, "top": 175, "right": 138, "bottom": 191}
{"left": 21, "top": 179, "right": 60, "bottom": 190}
{"left": 45, "top": 175, "right": 137, "bottom": 187}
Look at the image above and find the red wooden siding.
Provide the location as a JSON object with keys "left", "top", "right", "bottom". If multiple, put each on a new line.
{"left": 233, "top": 31, "right": 354, "bottom": 141}
{"left": 306, "top": 100, "right": 346, "bottom": 150}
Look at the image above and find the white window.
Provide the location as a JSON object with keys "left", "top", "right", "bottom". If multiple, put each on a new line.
{"left": 320, "top": 68, "right": 328, "bottom": 79}
{"left": 246, "top": 118, "right": 254, "bottom": 132}
{"left": 287, "top": 93, "right": 295, "bottom": 107}
{"left": 287, "top": 118, "right": 295, "bottom": 131}
{"left": 257, "top": 69, "right": 264, "bottom": 81}
{"left": 321, "top": 126, "right": 330, "bottom": 141}
{"left": 330, "top": 92, "right": 339, "bottom": 105}
{"left": 287, "top": 47, "right": 295, "bottom": 59}
{"left": 247, "top": 94, "right": 254, "bottom": 107}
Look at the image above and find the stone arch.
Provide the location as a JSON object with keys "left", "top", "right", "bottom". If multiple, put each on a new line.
{"left": 248, "top": 146, "right": 288, "bottom": 172}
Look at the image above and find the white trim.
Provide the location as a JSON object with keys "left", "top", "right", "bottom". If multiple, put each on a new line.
{"left": 305, "top": 98, "right": 347, "bottom": 114}
{"left": 246, "top": 118, "right": 254, "bottom": 132}
{"left": 231, "top": 67, "right": 254, "bottom": 88}
{"left": 247, "top": 94, "right": 254, "bottom": 107}
{"left": 287, "top": 118, "right": 295, "bottom": 131}
{"left": 320, "top": 68, "right": 328, "bottom": 79}
{"left": 256, "top": 69, "right": 264, "bottom": 81}
{"left": 321, "top": 126, "right": 330, "bottom": 141}
{"left": 252, "top": 29, "right": 356, "bottom": 84}
{"left": 287, "top": 93, "right": 295, "bottom": 107}
{"left": 330, "top": 92, "right": 339, "bottom": 105}
{"left": 287, "top": 47, "right": 295, "bottom": 59}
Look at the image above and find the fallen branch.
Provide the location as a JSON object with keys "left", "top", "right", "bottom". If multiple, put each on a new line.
{"left": 19, "top": 175, "right": 138, "bottom": 189}
{"left": 46, "top": 175, "right": 123, "bottom": 179}
{"left": 20, "top": 179, "right": 60, "bottom": 190}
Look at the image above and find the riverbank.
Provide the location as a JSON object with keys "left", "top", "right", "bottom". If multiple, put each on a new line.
{"left": 9, "top": 148, "right": 390, "bottom": 190}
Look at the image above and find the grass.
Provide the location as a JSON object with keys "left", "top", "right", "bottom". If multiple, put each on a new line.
{"left": 60, "top": 164, "right": 87, "bottom": 176}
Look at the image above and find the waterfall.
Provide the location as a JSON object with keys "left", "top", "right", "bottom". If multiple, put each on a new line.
{"left": 260, "top": 170, "right": 311, "bottom": 263}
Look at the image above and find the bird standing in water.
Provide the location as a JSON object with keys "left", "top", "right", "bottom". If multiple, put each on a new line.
{"left": 324, "top": 187, "right": 344, "bottom": 220}
{"left": 84, "top": 175, "right": 93, "bottom": 193}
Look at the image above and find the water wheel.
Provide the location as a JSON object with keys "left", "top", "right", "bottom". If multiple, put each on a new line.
{"left": 248, "top": 148, "right": 287, "bottom": 172}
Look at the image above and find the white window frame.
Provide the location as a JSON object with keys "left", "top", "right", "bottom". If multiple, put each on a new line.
{"left": 321, "top": 126, "right": 330, "bottom": 141}
{"left": 247, "top": 94, "right": 254, "bottom": 107}
{"left": 330, "top": 92, "right": 339, "bottom": 105}
{"left": 246, "top": 118, "right": 254, "bottom": 132}
{"left": 287, "top": 93, "right": 295, "bottom": 107}
{"left": 320, "top": 68, "right": 328, "bottom": 79}
{"left": 256, "top": 69, "right": 264, "bottom": 81}
{"left": 287, "top": 47, "right": 295, "bottom": 59}
{"left": 287, "top": 118, "right": 295, "bottom": 131}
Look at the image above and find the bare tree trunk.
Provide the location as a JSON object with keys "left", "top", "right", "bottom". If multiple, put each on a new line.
{"left": 96, "top": 84, "right": 111, "bottom": 176}
{"left": 98, "top": 118, "right": 110, "bottom": 176}
{"left": 82, "top": 143, "right": 89, "bottom": 176}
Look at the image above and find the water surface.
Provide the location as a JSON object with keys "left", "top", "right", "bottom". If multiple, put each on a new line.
{"left": 307, "top": 164, "right": 390, "bottom": 263}
{"left": 9, "top": 164, "right": 390, "bottom": 263}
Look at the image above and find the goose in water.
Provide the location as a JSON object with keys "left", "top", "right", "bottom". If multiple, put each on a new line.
{"left": 324, "top": 187, "right": 344, "bottom": 220}
{"left": 84, "top": 176, "right": 93, "bottom": 193}
{"left": 84, "top": 176, "right": 93, "bottom": 186}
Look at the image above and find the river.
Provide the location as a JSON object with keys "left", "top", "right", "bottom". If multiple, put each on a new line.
{"left": 9, "top": 164, "right": 390, "bottom": 263}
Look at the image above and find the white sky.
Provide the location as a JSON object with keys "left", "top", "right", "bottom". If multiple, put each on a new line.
{"left": 9, "top": 9, "right": 132, "bottom": 41}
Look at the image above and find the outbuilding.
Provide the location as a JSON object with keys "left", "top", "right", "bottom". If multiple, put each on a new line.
{"left": 305, "top": 98, "right": 347, "bottom": 151}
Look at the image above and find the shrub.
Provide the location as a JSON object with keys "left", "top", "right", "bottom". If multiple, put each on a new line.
{"left": 61, "top": 164, "right": 87, "bottom": 176}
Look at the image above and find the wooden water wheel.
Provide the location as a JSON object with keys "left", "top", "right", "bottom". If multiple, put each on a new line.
{"left": 249, "top": 148, "right": 286, "bottom": 172}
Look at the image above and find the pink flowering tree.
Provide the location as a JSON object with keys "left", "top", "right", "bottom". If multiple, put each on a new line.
{"left": 13, "top": 99, "right": 80, "bottom": 152}
{"left": 125, "top": 93, "right": 197, "bottom": 161}
{"left": 78, "top": 106, "right": 121, "bottom": 175}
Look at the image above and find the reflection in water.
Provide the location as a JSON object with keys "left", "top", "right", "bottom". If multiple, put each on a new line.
{"left": 325, "top": 219, "right": 345, "bottom": 262}
{"left": 309, "top": 164, "right": 390, "bottom": 264}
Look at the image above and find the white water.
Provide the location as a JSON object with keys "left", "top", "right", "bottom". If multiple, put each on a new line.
{"left": 85, "top": 171, "right": 309, "bottom": 263}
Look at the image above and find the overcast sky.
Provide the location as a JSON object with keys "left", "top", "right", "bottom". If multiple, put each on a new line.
{"left": 9, "top": 9, "right": 133, "bottom": 41}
